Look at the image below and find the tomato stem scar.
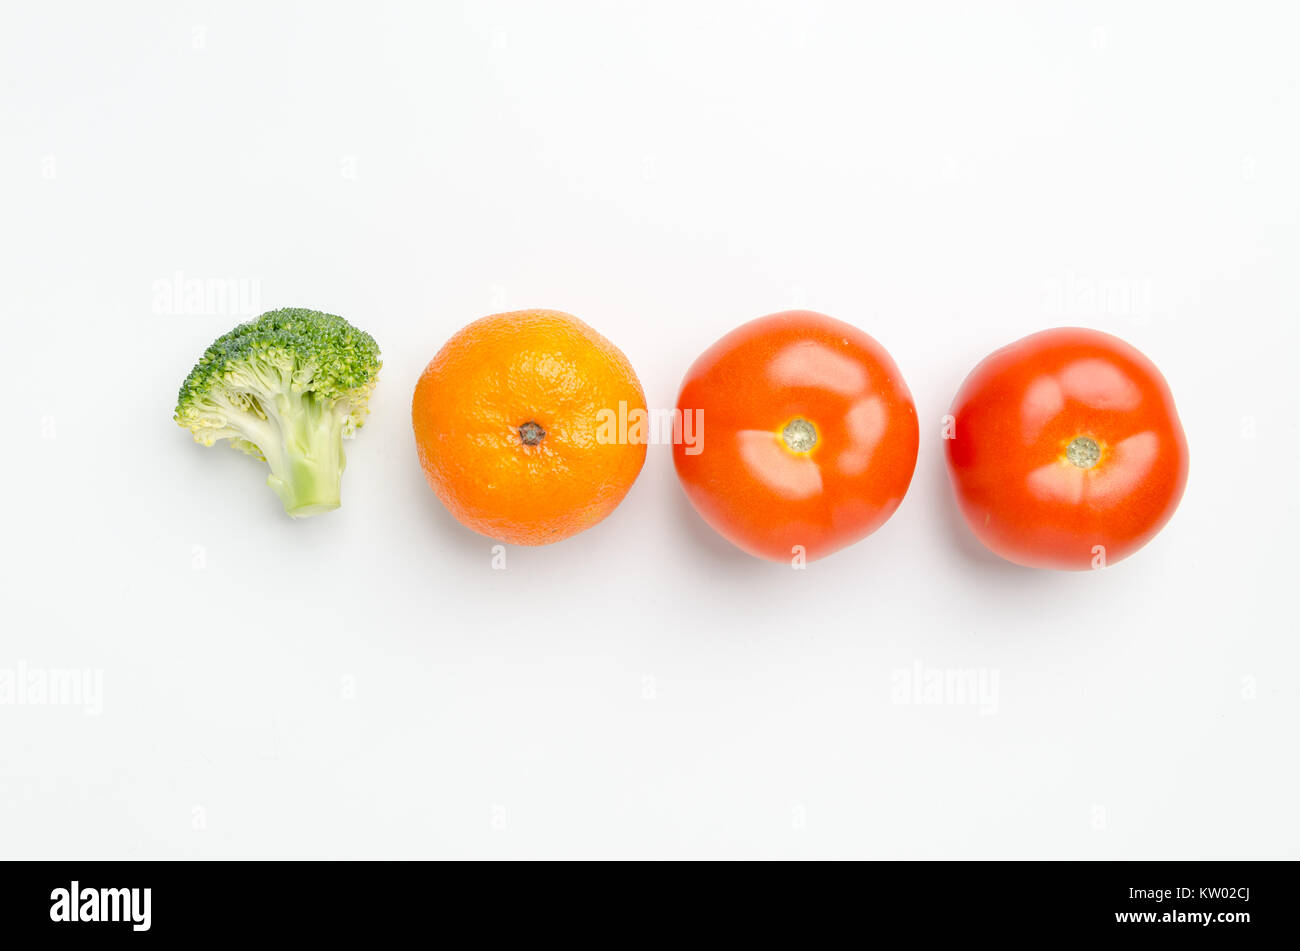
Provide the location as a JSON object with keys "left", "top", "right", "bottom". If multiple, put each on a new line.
{"left": 1066, "top": 436, "right": 1101, "bottom": 469}
{"left": 782, "top": 418, "right": 818, "bottom": 453}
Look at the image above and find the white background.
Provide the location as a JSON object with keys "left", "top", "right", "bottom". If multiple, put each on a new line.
{"left": 2, "top": 1, "right": 1297, "bottom": 859}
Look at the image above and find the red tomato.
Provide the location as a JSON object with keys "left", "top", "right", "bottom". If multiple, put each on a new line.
{"left": 944, "top": 327, "right": 1189, "bottom": 570}
{"left": 673, "top": 311, "right": 919, "bottom": 562}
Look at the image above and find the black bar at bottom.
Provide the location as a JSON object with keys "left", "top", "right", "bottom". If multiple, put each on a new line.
{"left": 0, "top": 860, "right": 1286, "bottom": 940}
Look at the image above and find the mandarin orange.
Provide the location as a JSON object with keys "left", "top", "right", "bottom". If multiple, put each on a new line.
{"left": 412, "top": 309, "right": 647, "bottom": 545}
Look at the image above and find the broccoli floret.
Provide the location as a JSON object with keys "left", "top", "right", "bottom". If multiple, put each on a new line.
{"left": 175, "top": 308, "right": 381, "bottom": 517}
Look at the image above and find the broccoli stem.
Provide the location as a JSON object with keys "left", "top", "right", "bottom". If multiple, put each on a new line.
{"left": 261, "top": 390, "right": 347, "bottom": 518}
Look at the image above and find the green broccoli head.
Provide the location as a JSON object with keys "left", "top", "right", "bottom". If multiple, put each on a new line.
{"left": 175, "top": 308, "right": 382, "bottom": 517}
